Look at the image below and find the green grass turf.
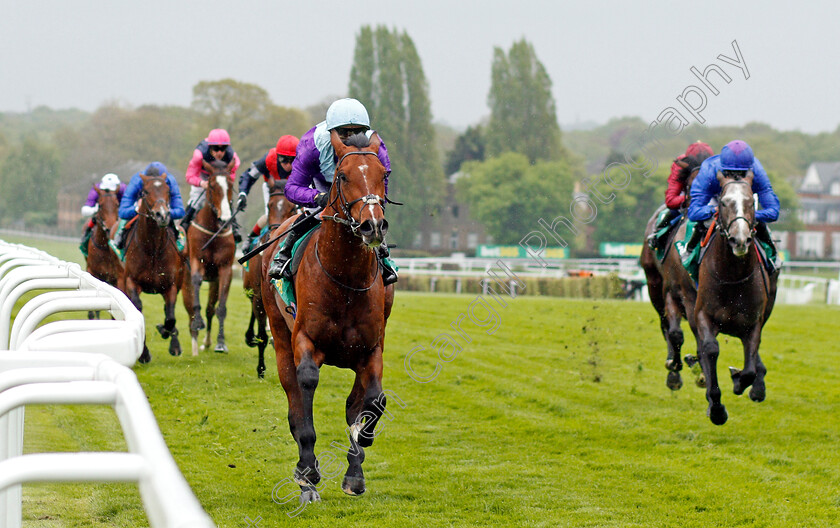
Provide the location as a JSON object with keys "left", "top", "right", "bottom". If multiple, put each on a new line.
{"left": 6, "top": 236, "right": 840, "bottom": 527}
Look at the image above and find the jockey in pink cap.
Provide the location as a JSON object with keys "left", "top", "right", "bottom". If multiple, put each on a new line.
{"left": 181, "top": 128, "right": 242, "bottom": 240}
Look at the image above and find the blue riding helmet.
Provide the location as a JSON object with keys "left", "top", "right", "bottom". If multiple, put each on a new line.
{"left": 720, "top": 140, "right": 754, "bottom": 171}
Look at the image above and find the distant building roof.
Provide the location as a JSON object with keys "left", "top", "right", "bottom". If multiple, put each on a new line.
{"left": 801, "top": 162, "right": 840, "bottom": 194}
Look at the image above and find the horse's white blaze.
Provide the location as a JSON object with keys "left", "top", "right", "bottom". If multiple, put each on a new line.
{"left": 726, "top": 183, "right": 752, "bottom": 256}
{"left": 217, "top": 176, "right": 232, "bottom": 221}
{"left": 153, "top": 181, "right": 163, "bottom": 187}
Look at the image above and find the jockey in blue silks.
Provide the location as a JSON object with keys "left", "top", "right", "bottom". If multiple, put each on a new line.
{"left": 110, "top": 162, "right": 185, "bottom": 258}
{"left": 683, "top": 140, "right": 781, "bottom": 271}
{"left": 266, "top": 98, "right": 398, "bottom": 286}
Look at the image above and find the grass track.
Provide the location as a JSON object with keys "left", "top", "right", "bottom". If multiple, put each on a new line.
{"left": 5, "top": 236, "right": 840, "bottom": 527}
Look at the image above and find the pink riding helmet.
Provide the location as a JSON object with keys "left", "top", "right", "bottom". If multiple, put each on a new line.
{"left": 206, "top": 129, "right": 231, "bottom": 146}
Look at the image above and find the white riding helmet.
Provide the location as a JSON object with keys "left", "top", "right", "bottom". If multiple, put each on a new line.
{"left": 100, "top": 173, "right": 121, "bottom": 191}
{"left": 325, "top": 98, "right": 370, "bottom": 131}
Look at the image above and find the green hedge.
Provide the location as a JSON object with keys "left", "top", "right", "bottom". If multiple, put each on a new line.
{"left": 394, "top": 273, "right": 625, "bottom": 299}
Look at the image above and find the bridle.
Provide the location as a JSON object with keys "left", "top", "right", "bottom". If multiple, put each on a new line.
{"left": 137, "top": 175, "right": 171, "bottom": 219}
{"left": 717, "top": 179, "right": 754, "bottom": 240}
{"left": 321, "top": 150, "right": 401, "bottom": 235}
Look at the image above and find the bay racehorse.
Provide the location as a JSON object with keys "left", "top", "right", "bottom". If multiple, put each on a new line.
{"left": 86, "top": 187, "right": 124, "bottom": 298}
{"left": 640, "top": 153, "right": 710, "bottom": 391}
{"left": 692, "top": 169, "right": 778, "bottom": 425}
{"left": 261, "top": 131, "right": 395, "bottom": 503}
{"left": 181, "top": 159, "right": 236, "bottom": 355}
{"left": 243, "top": 178, "right": 297, "bottom": 378}
{"left": 121, "top": 169, "right": 184, "bottom": 362}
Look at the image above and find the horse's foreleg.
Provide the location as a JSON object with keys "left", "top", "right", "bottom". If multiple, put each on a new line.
{"left": 341, "top": 375, "right": 367, "bottom": 495}
{"left": 214, "top": 270, "right": 232, "bottom": 353}
{"left": 203, "top": 281, "right": 218, "bottom": 351}
{"left": 256, "top": 302, "right": 268, "bottom": 378}
{"left": 696, "top": 311, "right": 726, "bottom": 425}
{"left": 293, "top": 335, "right": 321, "bottom": 493}
{"left": 190, "top": 270, "right": 205, "bottom": 332}
{"left": 125, "top": 279, "right": 150, "bottom": 364}
{"left": 161, "top": 286, "right": 181, "bottom": 357}
{"left": 662, "top": 293, "right": 684, "bottom": 391}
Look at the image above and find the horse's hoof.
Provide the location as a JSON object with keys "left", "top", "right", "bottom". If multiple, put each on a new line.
{"left": 342, "top": 476, "right": 366, "bottom": 496}
{"left": 257, "top": 367, "right": 265, "bottom": 379}
{"left": 156, "top": 323, "right": 170, "bottom": 339}
{"left": 299, "top": 488, "right": 321, "bottom": 504}
{"left": 170, "top": 339, "right": 182, "bottom": 357}
{"left": 707, "top": 403, "right": 728, "bottom": 425}
{"left": 666, "top": 371, "right": 683, "bottom": 391}
{"left": 214, "top": 344, "right": 228, "bottom": 354}
{"left": 749, "top": 384, "right": 766, "bottom": 402}
{"left": 138, "top": 348, "right": 151, "bottom": 364}
{"left": 684, "top": 354, "right": 699, "bottom": 368}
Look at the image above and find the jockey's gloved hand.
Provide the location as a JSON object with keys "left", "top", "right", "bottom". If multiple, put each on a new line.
{"left": 236, "top": 192, "right": 247, "bottom": 211}
{"left": 314, "top": 192, "right": 329, "bottom": 208}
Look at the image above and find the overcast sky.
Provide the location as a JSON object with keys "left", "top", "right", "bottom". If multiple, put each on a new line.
{"left": 3, "top": 0, "right": 839, "bottom": 133}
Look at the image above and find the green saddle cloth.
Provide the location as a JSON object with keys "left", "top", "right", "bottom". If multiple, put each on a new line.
{"left": 270, "top": 224, "right": 321, "bottom": 308}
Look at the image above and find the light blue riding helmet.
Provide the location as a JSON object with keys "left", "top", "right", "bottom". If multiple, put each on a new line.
{"left": 325, "top": 98, "right": 370, "bottom": 130}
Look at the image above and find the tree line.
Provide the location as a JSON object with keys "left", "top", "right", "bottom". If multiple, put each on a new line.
{"left": 1, "top": 28, "right": 835, "bottom": 254}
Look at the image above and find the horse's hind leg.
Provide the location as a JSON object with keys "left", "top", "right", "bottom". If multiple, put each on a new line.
{"left": 696, "top": 312, "right": 726, "bottom": 425}
{"left": 214, "top": 268, "right": 232, "bottom": 353}
{"left": 730, "top": 324, "right": 766, "bottom": 402}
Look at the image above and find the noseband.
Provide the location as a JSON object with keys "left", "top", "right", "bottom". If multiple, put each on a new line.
{"left": 717, "top": 180, "right": 754, "bottom": 239}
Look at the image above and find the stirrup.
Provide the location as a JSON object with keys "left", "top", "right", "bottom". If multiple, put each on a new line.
{"left": 381, "top": 268, "right": 398, "bottom": 286}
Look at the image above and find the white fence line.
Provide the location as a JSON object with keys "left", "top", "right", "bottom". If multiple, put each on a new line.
{"left": 393, "top": 257, "right": 840, "bottom": 305}
{"left": 0, "top": 239, "right": 214, "bottom": 528}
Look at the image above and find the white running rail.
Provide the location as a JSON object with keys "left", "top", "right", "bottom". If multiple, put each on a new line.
{"left": 0, "top": 240, "right": 214, "bottom": 527}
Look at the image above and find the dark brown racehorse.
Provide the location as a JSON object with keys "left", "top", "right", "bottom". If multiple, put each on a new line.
{"left": 121, "top": 170, "right": 184, "bottom": 362}
{"left": 640, "top": 153, "right": 709, "bottom": 391}
{"left": 86, "top": 187, "right": 124, "bottom": 298}
{"left": 693, "top": 170, "right": 778, "bottom": 425}
{"left": 243, "top": 178, "right": 297, "bottom": 378}
{"left": 181, "top": 159, "right": 236, "bottom": 356}
{"left": 262, "top": 131, "right": 395, "bottom": 504}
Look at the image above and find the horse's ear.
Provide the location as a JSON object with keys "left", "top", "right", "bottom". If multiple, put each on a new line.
{"left": 201, "top": 160, "right": 213, "bottom": 174}
{"left": 368, "top": 131, "right": 381, "bottom": 152}
{"left": 715, "top": 170, "right": 726, "bottom": 185}
{"left": 745, "top": 169, "right": 754, "bottom": 182}
{"left": 330, "top": 129, "right": 348, "bottom": 157}
{"left": 676, "top": 159, "right": 689, "bottom": 169}
{"left": 226, "top": 160, "right": 235, "bottom": 174}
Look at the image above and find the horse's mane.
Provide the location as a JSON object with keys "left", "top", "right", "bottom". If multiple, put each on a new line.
{"left": 344, "top": 133, "right": 371, "bottom": 148}
{"left": 678, "top": 151, "right": 712, "bottom": 181}
{"left": 210, "top": 159, "right": 228, "bottom": 171}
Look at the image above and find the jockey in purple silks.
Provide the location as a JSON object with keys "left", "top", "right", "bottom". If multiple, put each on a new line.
{"left": 80, "top": 173, "right": 126, "bottom": 253}
{"left": 266, "top": 98, "right": 398, "bottom": 286}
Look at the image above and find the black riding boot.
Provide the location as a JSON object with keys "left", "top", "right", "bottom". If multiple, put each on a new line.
{"left": 180, "top": 206, "right": 195, "bottom": 229}
{"left": 377, "top": 242, "right": 398, "bottom": 286}
{"left": 267, "top": 214, "right": 320, "bottom": 281}
{"left": 647, "top": 208, "right": 680, "bottom": 250}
